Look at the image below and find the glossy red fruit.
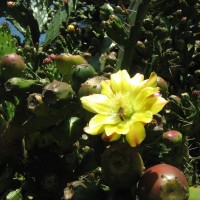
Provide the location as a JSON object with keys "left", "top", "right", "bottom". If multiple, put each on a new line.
{"left": 0, "top": 53, "right": 26, "bottom": 80}
{"left": 162, "top": 130, "right": 183, "bottom": 147}
{"left": 137, "top": 164, "right": 189, "bottom": 200}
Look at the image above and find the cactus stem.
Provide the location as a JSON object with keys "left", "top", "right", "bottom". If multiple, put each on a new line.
{"left": 117, "top": 0, "right": 151, "bottom": 72}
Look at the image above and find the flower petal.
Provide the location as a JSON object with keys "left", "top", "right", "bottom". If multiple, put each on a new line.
{"left": 131, "top": 111, "right": 153, "bottom": 123}
{"left": 142, "top": 72, "right": 157, "bottom": 88}
{"left": 100, "top": 80, "right": 114, "bottom": 97}
{"left": 144, "top": 96, "right": 168, "bottom": 114}
{"left": 131, "top": 73, "right": 144, "bottom": 85}
{"left": 102, "top": 132, "right": 121, "bottom": 142}
{"left": 84, "top": 113, "right": 120, "bottom": 135}
{"left": 110, "top": 70, "right": 131, "bottom": 92}
{"left": 125, "top": 122, "right": 146, "bottom": 147}
{"left": 81, "top": 94, "right": 114, "bottom": 114}
{"left": 105, "top": 121, "right": 129, "bottom": 136}
{"left": 134, "top": 87, "right": 159, "bottom": 111}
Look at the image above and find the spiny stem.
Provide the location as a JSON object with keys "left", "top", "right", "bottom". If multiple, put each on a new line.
{"left": 118, "top": 0, "right": 151, "bottom": 72}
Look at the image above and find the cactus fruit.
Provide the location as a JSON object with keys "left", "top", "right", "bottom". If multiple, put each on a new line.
{"left": 52, "top": 116, "right": 85, "bottom": 151}
{"left": 189, "top": 185, "right": 200, "bottom": 200}
{"left": 0, "top": 53, "right": 26, "bottom": 81}
{"left": 42, "top": 80, "right": 75, "bottom": 108}
{"left": 63, "top": 181, "right": 105, "bottom": 200}
{"left": 71, "top": 63, "right": 97, "bottom": 92}
{"left": 137, "top": 163, "right": 189, "bottom": 200}
{"left": 162, "top": 130, "right": 183, "bottom": 147}
{"left": 78, "top": 75, "right": 108, "bottom": 97}
{"left": 157, "top": 76, "right": 169, "bottom": 97}
{"left": 101, "top": 143, "right": 145, "bottom": 188}
{"left": 27, "top": 93, "right": 53, "bottom": 117}
{"left": 4, "top": 77, "right": 49, "bottom": 96}
{"left": 55, "top": 53, "right": 87, "bottom": 82}
{"left": 168, "top": 95, "right": 181, "bottom": 106}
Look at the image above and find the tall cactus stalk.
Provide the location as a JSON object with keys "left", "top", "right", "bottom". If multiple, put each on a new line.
{"left": 117, "top": 0, "right": 151, "bottom": 71}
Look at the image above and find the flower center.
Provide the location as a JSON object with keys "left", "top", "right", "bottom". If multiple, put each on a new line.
{"left": 115, "top": 92, "right": 134, "bottom": 121}
{"left": 118, "top": 107, "right": 125, "bottom": 121}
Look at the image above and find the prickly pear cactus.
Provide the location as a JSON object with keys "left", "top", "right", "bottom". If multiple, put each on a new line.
{"left": 0, "top": 23, "right": 17, "bottom": 59}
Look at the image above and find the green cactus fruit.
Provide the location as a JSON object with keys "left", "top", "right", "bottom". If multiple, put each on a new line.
{"left": 189, "top": 185, "right": 200, "bottom": 200}
{"left": 137, "top": 164, "right": 189, "bottom": 200}
{"left": 101, "top": 143, "right": 145, "bottom": 188}
{"left": 0, "top": 53, "right": 26, "bottom": 81}
{"left": 71, "top": 63, "right": 97, "bottom": 92}
{"left": 42, "top": 80, "right": 75, "bottom": 108}
{"left": 157, "top": 76, "right": 169, "bottom": 97}
{"left": 52, "top": 117, "right": 85, "bottom": 151}
{"left": 4, "top": 77, "right": 49, "bottom": 96}
{"left": 55, "top": 53, "right": 87, "bottom": 82}
{"left": 78, "top": 75, "right": 108, "bottom": 97}
{"left": 162, "top": 130, "right": 183, "bottom": 147}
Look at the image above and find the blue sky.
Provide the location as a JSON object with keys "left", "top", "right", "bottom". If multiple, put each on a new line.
{"left": 0, "top": 17, "right": 24, "bottom": 42}
{"left": 0, "top": 17, "right": 46, "bottom": 44}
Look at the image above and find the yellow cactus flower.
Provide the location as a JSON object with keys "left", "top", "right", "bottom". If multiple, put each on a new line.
{"left": 80, "top": 70, "right": 168, "bottom": 147}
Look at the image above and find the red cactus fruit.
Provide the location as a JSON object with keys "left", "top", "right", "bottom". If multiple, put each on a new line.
{"left": 137, "top": 163, "right": 189, "bottom": 200}
{"left": 169, "top": 95, "right": 181, "bottom": 106}
{"left": 162, "top": 130, "right": 183, "bottom": 147}
{"left": 0, "top": 53, "right": 26, "bottom": 81}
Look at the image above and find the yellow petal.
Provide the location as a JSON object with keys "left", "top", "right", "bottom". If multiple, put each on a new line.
{"left": 131, "top": 111, "right": 153, "bottom": 123}
{"left": 125, "top": 122, "right": 146, "bottom": 147}
{"left": 134, "top": 87, "right": 159, "bottom": 111}
{"left": 102, "top": 132, "right": 121, "bottom": 142}
{"left": 85, "top": 113, "right": 120, "bottom": 135}
{"left": 80, "top": 94, "right": 114, "bottom": 114}
{"left": 104, "top": 121, "right": 129, "bottom": 136}
{"left": 100, "top": 80, "right": 114, "bottom": 97}
{"left": 142, "top": 72, "right": 157, "bottom": 88}
{"left": 144, "top": 96, "right": 168, "bottom": 114}
{"left": 130, "top": 73, "right": 144, "bottom": 85}
{"left": 110, "top": 70, "right": 131, "bottom": 92}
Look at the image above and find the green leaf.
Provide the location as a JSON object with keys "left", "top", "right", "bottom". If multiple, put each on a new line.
{"left": 30, "top": 0, "right": 49, "bottom": 32}
{"left": 44, "top": 0, "right": 78, "bottom": 46}
{"left": 6, "top": 189, "right": 22, "bottom": 200}
{"left": 0, "top": 23, "right": 17, "bottom": 59}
